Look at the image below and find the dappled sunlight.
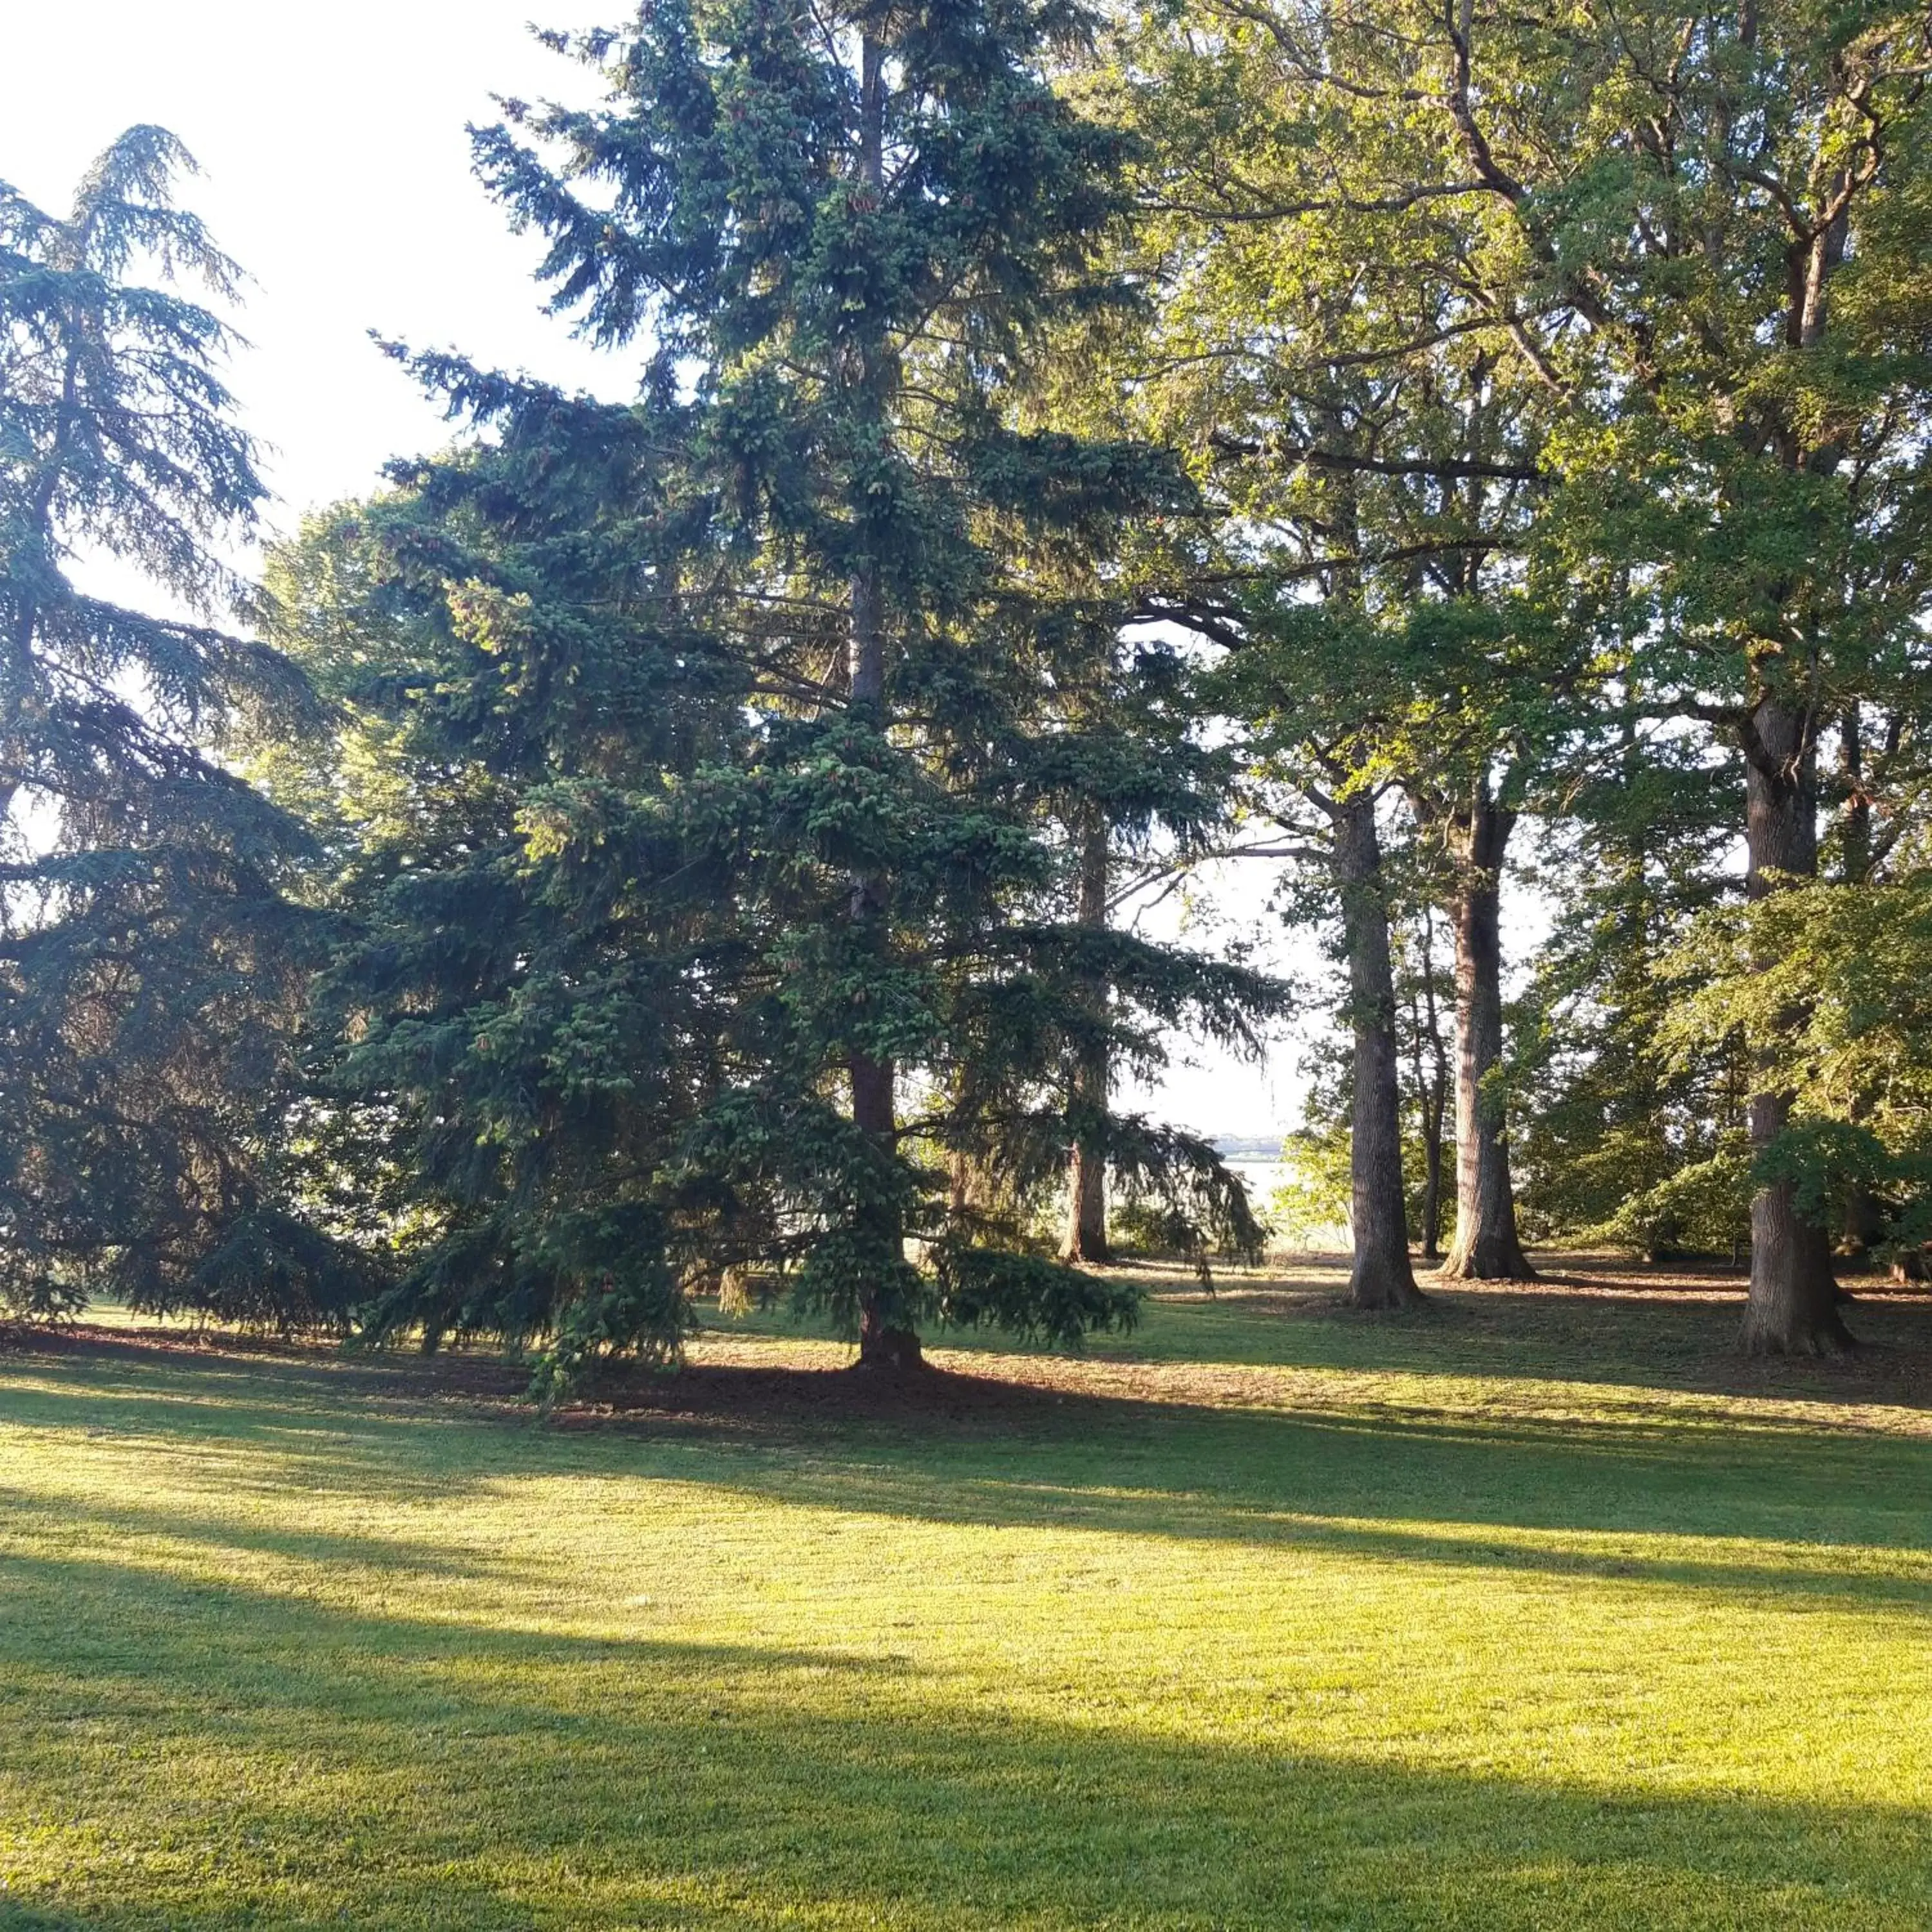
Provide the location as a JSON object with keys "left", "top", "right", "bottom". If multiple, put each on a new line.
{"left": 913, "top": 1341, "right": 1932, "bottom": 1444}
{"left": 690, "top": 1256, "right": 1932, "bottom": 1433}
{"left": 6, "top": 0, "right": 1928, "bottom": 1915}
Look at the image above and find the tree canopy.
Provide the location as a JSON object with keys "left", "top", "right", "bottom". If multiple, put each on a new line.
{"left": 5, "top": 0, "right": 1930, "bottom": 1375}
{"left": 0, "top": 128, "right": 333, "bottom": 1323}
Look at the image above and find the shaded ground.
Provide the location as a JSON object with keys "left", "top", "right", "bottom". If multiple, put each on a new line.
{"left": 17, "top": 1251, "right": 1932, "bottom": 1425}
{"left": 3, "top": 1256, "right": 1929, "bottom": 1929}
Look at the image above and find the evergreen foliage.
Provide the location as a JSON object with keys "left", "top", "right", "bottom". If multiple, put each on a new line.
{"left": 0, "top": 129, "right": 331, "bottom": 1322}
{"left": 9, "top": 3, "right": 1932, "bottom": 1370}
{"left": 1510, "top": 743, "right": 1749, "bottom": 1260}
{"left": 264, "top": 0, "right": 1280, "bottom": 1385}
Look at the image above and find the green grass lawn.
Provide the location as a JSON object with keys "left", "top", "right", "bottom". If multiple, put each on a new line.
{"left": 3, "top": 1262, "right": 1931, "bottom": 1929}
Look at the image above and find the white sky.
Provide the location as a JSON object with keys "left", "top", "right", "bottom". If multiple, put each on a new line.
{"left": 6, "top": 0, "right": 625, "bottom": 523}
{"left": 8, "top": 0, "right": 1316, "bottom": 1141}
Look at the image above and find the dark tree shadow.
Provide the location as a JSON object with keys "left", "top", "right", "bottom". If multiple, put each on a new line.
{"left": 1, "top": 1553, "right": 1927, "bottom": 1931}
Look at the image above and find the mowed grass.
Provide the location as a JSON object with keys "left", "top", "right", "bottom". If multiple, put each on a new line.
{"left": 3, "top": 1264, "right": 1931, "bottom": 1929}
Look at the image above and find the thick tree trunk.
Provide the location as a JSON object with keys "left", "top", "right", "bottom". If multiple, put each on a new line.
{"left": 1064, "top": 1126, "right": 1108, "bottom": 1265}
{"left": 1063, "top": 804, "right": 1112, "bottom": 1264}
{"left": 1738, "top": 697, "right": 1849, "bottom": 1354}
{"left": 1841, "top": 1188, "right": 1885, "bottom": 1264}
{"left": 1441, "top": 784, "right": 1535, "bottom": 1281}
{"left": 850, "top": 1041, "right": 918, "bottom": 1368}
{"left": 855, "top": 1289, "right": 923, "bottom": 1370}
{"left": 1334, "top": 796, "right": 1424, "bottom": 1310}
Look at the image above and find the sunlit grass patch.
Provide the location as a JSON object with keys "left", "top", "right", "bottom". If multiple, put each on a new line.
{"left": 3, "top": 1271, "right": 1931, "bottom": 1928}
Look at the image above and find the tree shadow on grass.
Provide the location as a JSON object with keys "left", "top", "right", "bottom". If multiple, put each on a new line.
{"left": 1082, "top": 1269, "right": 1932, "bottom": 1409}
{"left": 0, "top": 1334, "right": 540, "bottom": 1506}
{"left": 0, "top": 1483, "right": 527, "bottom": 1589}
{"left": 0, "top": 1551, "right": 1928, "bottom": 1931}
{"left": 667, "top": 1405, "right": 1932, "bottom": 1613}
{"left": 14, "top": 1272, "right": 1932, "bottom": 1443}
{"left": 7, "top": 1363, "right": 1932, "bottom": 1618}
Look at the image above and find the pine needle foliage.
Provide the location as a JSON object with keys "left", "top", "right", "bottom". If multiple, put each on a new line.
{"left": 269, "top": 1, "right": 1280, "bottom": 1386}
{"left": 0, "top": 129, "right": 332, "bottom": 1323}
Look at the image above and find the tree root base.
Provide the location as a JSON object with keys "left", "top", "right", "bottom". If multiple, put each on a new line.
{"left": 1739, "top": 1317, "right": 1857, "bottom": 1358}
{"left": 1350, "top": 1273, "right": 1428, "bottom": 1313}
{"left": 853, "top": 1326, "right": 927, "bottom": 1373}
{"left": 1434, "top": 1250, "right": 1539, "bottom": 1283}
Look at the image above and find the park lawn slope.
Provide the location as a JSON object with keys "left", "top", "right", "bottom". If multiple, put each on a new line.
{"left": 2, "top": 1267, "right": 1930, "bottom": 1929}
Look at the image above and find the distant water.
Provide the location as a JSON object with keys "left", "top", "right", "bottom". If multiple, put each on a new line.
{"left": 1212, "top": 1154, "right": 1349, "bottom": 1255}
{"left": 1221, "top": 1155, "right": 1291, "bottom": 1201}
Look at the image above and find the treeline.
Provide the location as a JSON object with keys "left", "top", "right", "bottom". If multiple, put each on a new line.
{"left": 1, "top": 0, "right": 1927, "bottom": 1380}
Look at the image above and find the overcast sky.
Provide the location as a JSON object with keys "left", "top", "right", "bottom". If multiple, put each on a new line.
{"left": 9, "top": 0, "right": 1307, "bottom": 1142}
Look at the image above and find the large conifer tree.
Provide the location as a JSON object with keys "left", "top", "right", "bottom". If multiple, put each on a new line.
{"left": 0, "top": 129, "right": 329, "bottom": 1321}
{"left": 278, "top": 0, "right": 1275, "bottom": 1382}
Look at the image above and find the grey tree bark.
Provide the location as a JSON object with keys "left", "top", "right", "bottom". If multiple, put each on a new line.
{"left": 1334, "top": 795, "right": 1425, "bottom": 1309}
{"left": 1440, "top": 781, "right": 1536, "bottom": 1281}
{"left": 1738, "top": 698, "right": 1850, "bottom": 1354}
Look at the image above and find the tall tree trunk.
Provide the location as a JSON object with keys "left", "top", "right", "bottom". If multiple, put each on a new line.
{"left": 1419, "top": 1090, "right": 1446, "bottom": 1262}
{"left": 1441, "top": 782, "right": 1535, "bottom": 1281}
{"left": 846, "top": 35, "right": 918, "bottom": 1372}
{"left": 846, "top": 570, "right": 916, "bottom": 1368}
{"left": 1834, "top": 706, "right": 1882, "bottom": 1265}
{"left": 1416, "top": 907, "right": 1450, "bottom": 1262}
{"left": 1334, "top": 795, "right": 1424, "bottom": 1309}
{"left": 848, "top": 573, "right": 916, "bottom": 1368}
{"left": 1401, "top": 982, "right": 1434, "bottom": 1256}
{"left": 1063, "top": 802, "right": 1111, "bottom": 1264}
{"left": 1739, "top": 697, "right": 1849, "bottom": 1353}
